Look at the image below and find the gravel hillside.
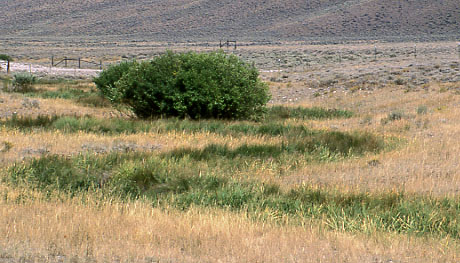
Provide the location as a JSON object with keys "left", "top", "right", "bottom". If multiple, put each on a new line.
{"left": 1, "top": 0, "right": 459, "bottom": 41}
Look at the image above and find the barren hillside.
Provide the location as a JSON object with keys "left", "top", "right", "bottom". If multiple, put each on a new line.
{"left": 1, "top": 0, "right": 459, "bottom": 41}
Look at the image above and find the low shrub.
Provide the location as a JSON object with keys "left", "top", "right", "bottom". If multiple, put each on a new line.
{"left": 0, "top": 141, "right": 13, "bottom": 153}
{"left": 394, "top": 78, "right": 405, "bottom": 85}
{"left": 388, "top": 111, "right": 404, "bottom": 121}
{"left": 417, "top": 105, "right": 428, "bottom": 115}
{"left": 12, "top": 73, "right": 36, "bottom": 92}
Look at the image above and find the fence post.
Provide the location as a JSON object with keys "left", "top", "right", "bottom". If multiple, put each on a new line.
{"left": 100, "top": 61, "right": 102, "bottom": 70}
{"left": 374, "top": 45, "right": 377, "bottom": 61}
{"left": 78, "top": 58, "right": 81, "bottom": 69}
{"left": 65, "top": 57, "right": 67, "bottom": 67}
{"left": 6, "top": 60, "right": 10, "bottom": 74}
{"left": 51, "top": 56, "right": 54, "bottom": 67}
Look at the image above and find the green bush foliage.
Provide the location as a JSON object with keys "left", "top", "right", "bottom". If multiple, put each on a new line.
{"left": 0, "top": 54, "right": 13, "bottom": 62}
{"left": 12, "top": 73, "right": 36, "bottom": 92}
{"left": 93, "top": 60, "right": 135, "bottom": 100}
{"left": 94, "top": 51, "right": 270, "bottom": 120}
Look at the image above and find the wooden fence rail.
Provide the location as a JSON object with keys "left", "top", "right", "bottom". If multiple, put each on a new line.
{"left": 51, "top": 56, "right": 102, "bottom": 69}
{"left": 219, "top": 40, "right": 237, "bottom": 50}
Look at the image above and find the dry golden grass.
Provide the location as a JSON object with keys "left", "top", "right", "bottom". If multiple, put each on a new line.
{"left": 1, "top": 185, "right": 459, "bottom": 263}
{"left": 0, "top": 92, "right": 112, "bottom": 120}
{"left": 255, "top": 83, "right": 460, "bottom": 197}
{"left": 1, "top": 62, "right": 460, "bottom": 261}
{"left": 2, "top": 81, "right": 460, "bottom": 195}
{"left": 0, "top": 128, "right": 283, "bottom": 169}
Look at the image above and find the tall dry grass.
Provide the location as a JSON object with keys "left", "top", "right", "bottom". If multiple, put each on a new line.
{"left": 279, "top": 83, "right": 460, "bottom": 196}
{"left": 1, "top": 185, "right": 458, "bottom": 263}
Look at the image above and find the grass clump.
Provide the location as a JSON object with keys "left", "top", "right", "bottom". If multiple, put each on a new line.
{"left": 0, "top": 104, "right": 353, "bottom": 134}
{"left": 2, "top": 115, "right": 59, "bottom": 130}
{"left": 166, "top": 130, "right": 382, "bottom": 162}
{"left": 51, "top": 116, "right": 151, "bottom": 134}
{"left": 388, "top": 111, "right": 404, "bottom": 121}
{"left": 34, "top": 78, "right": 79, "bottom": 85}
{"left": 6, "top": 152, "right": 226, "bottom": 198}
{"left": 417, "top": 105, "right": 428, "bottom": 115}
{"left": 0, "top": 115, "right": 149, "bottom": 134}
{"left": 0, "top": 141, "right": 13, "bottom": 153}
{"left": 381, "top": 110, "right": 404, "bottom": 125}
{"left": 30, "top": 87, "right": 88, "bottom": 100}
{"left": 267, "top": 106, "right": 353, "bottom": 120}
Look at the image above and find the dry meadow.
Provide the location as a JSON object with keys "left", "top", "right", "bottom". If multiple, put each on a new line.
{"left": 1, "top": 41, "right": 460, "bottom": 262}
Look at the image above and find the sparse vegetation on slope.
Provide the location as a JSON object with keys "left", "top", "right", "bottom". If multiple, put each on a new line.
{"left": 1, "top": 0, "right": 458, "bottom": 41}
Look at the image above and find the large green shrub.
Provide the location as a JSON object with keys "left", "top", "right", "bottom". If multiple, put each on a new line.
{"left": 94, "top": 51, "right": 270, "bottom": 120}
{"left": 93, "top": 60, "right": 136, "bottom": 101}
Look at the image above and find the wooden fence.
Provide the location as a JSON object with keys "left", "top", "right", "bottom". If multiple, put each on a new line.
{"left": 51, "top": 56, "right": 102, "bottom": 69}
{"left": 219, "top": 40, "right": 237, "bottom": 50}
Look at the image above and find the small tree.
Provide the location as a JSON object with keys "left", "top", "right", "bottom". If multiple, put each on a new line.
{"left": 0, "top": 54, "right": 13, "bottom": 74}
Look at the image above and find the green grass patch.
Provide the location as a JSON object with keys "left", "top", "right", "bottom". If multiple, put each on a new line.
{"left": 34, "top": 78, "right": 80, "bottom": 85}
{"left": 1, "top": 114, "right": 352, "bottom": 137}
{"left": 166, "top": 130, "right": 382, "bottom": 161}
{"left": 1, "top": 115, "right": 383, "bottom": 157}
{"left": 266, "top": 106, "right": 353, "bottom": 120}
{"left": 24, "top": 86, "right": 111, "bottom": 108}
{"left": 1, "top": 78, "right": 11, "bottom": 90}
{"left": 5, "top": 152, "right": 459, "bottom": 239}
{"left": 28, "top": 87, "right": 87, "bottom": 100}
{"left": 1, "top": 115, "right": 149, "bottom": 134}
{"left": 1, "top": 115, "right": 60, "bottom": 129}
{"left": 51, "top": 116, "right": 151, "bottom": 134}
